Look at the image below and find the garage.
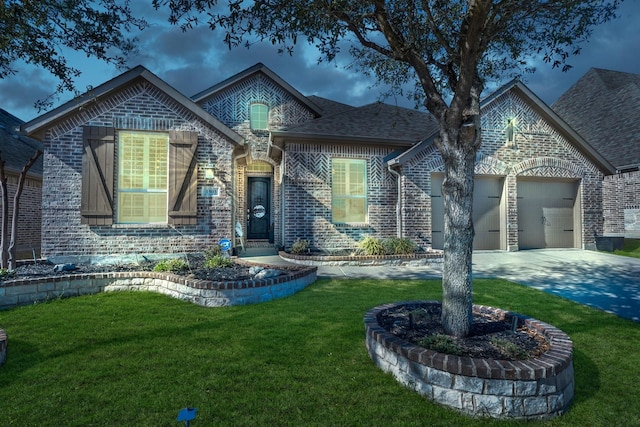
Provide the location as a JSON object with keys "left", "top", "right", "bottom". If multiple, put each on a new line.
{"left": 517, "top": 179, "right": 580, "bottom": 249}
{"left": 431, "top": 174, "right": 505, "bottom": 250}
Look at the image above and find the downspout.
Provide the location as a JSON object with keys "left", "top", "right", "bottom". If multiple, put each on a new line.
{"left": 232, "top": 147, "right": 249, "bottom": 244}
{"left": 387, "top": 163, "right": 403, "bottom": 238}
{"left": 269, "top": 139, "right": 285, "bottom": 248}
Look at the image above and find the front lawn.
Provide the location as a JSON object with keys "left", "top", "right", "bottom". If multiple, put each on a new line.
{"left": 614, "top": 238, "right": 640, "bottom": 259}
{"left": 1, "top": 278, "right": 639, "bottom": 426}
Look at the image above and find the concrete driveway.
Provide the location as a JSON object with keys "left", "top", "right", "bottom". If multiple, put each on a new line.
{"left": 313, "top": 249, "right": 640, "bottom": 322}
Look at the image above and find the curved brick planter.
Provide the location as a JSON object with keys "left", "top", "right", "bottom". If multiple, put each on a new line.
{"left": 0, "top": 261, "right": 317, "bottom": 311}
{"left": 364, "top": 301, "right": 574, "bottom": 420}
{"left": 279, "top": 250, "right": 443, "bottom": 267}
{"left": 0, "top": 328, "right": 6, "bottom": 366}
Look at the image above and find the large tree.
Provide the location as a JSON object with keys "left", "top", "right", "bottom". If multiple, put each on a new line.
{"left": 0, "top": 0, "right": 147, "bottom": 109}
{"left": 164, "top": 0, "right": 619, "bottom": 337}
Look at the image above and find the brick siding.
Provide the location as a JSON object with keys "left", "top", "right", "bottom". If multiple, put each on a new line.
{"left": 0, "top": 173, "right": 42, "bottom": 258}
{"left": 40, "top": 80, "right": 236, "bottom": 262}
{"left": 603, "top": 171, "right": 640, "bottom": 234}
{"left": 402, "top": 91, "right": 604, "bottom": 251}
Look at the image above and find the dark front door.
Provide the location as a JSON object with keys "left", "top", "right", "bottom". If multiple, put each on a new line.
{"left": 247, "top": 177, "right": 271, "bottom": 239}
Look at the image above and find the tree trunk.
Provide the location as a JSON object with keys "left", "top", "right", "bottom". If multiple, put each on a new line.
{"left": 8, "top": 150, "right": 42, "bottom": 270}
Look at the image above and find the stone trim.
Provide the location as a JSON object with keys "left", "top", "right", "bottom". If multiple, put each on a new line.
{"left": 364, "top": 301, "right": 574, "bottom": 419}
{"left": 279, "top": 251, "right": 443, "bottom": 266}
{"left": 0, "top": 262, "right": 317, "bottom": 311}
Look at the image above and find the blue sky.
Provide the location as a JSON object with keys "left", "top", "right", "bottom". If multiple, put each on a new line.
{"left": 2, "top": 1, "right": 639, "bottom": 122}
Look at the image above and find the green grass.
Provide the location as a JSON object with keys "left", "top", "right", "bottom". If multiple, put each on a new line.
{"left": 1, "top": 278, "right": 639, "bottom": 426}
{"left": 613, "top": 238, "right": 640, "bottom": 259}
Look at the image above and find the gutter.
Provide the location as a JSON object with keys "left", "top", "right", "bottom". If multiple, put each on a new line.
{"left": 387, "top": 163, "right": 403, "bottom": 238}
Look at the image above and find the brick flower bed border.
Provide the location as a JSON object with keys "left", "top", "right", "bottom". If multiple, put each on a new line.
{"left": 364, "top": 301, "right": 574, "bottom": 420}
{"left": 0, "top": 260, "right": 317, "bottom": 311}
{"left": 279, "top": 250, "right": 443, "bottom": 266}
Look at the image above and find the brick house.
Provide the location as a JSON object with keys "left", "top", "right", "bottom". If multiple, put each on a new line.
{"left": 553, "top": 68, "right": 640, "bottom": 237}
{"left": 0, "top": 109, "right": 43, "bottom": 258}
{"left": 21, "top": 63, "right": 615, "bottom": 262}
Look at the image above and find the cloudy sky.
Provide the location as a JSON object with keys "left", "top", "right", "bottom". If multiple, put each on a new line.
{"left": 2, "top": 1, "right": 639, "bottom": 123}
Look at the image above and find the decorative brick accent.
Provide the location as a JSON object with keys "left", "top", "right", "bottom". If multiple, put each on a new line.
{"left": 364, "top": 301, "right": 574, "bottom": 420}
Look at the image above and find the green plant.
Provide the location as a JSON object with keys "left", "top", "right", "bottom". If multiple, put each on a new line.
{"left": 490, "top": 336, "right": 529, "bottom": 360}
{"left": 204, "top": 255, "right": 234, "bottom": 268}
{"left": 290, "top": 238, "right": 310, "bottom": 254}
{"left": 0, "top": 268, "right": 15, "bottom": 280}
{"left": 152, "top": 258, "right": 188, "bottom": 272}
{"left": 418, "top": 334, "right": 463, "bottom": 356}
{"left": 204, "top": 245, "right": 222, "bottom": 260}
{"left": 383, "top": 237, "right": 417, "bottom": 255}
{"left": 358, "top": 236, "right": 385, "bottom": 256}
{"left": 613, "top": 238, "right": 640, "bottom": 259}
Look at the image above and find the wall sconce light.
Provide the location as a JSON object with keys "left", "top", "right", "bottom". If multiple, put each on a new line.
{"left": 204, "top": 163, "right": 215, "bottom": 180}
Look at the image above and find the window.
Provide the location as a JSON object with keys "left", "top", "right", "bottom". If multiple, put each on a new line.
{"left": 250, "top": 103, "right": 269, "bottom": 130}
{"left": 82, "top": 127, "right": 197, "bottom": 226}
{"left": 117, "top": 131, "right": 169, "bottom": 223}
{"left": 332, "top": 158, "right": 367, "bottom": 223}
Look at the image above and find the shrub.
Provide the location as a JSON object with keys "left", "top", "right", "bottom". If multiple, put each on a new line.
{"left": 290, "top": 238, "right": 310, "bottom": 254}
{"left": 490, "top": 337, "right": 529, "bottom": 360}
{"left": 204, "top": 255, "right": 234, "bottom": 268}
{"left": 358, "top": 236, "right": 385, "bottom": 256}
{"left": 153, "top": 258, "right": 188, "bottom": 273}
{"left": 0, "top": 268, "right": 15, "bottom": 280}
{"left": 204, "top": 245, "right": 222, "bottom": 260}
{"left": 383, "top": 237, "right": 417, "bottom": 255}
{"left": 418, "top": 334, "right": 463, "bottom": 356}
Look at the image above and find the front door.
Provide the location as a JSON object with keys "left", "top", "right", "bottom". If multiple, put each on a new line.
{"left": 247, "top": 177, "right": 271, "bottom": 239}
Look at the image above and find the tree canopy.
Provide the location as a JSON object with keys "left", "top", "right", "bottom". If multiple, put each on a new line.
{"left": 0, "top": 0, "right": 146, "bottom": 109}
{"left": 156, "top": 0, "right": 621, "bottom": 337}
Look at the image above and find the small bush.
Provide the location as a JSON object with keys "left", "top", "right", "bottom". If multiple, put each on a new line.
{"left": 0, "top": 268, "right": 15, "bottom": 280}
{"left": 153, "top": 258, "right": 188, "bottom": 273}
{"left": 204, "top": 255, "right": 234, "bottom": 268}
{"left": 383, "top": 237, "right": 417, "bottom": 255}
{"left": 490, "top": 337, "right": 529, "bottom": 360}
{"left": 418, "top": 334, "right": 463, "bottom": 355}
{"left": 204, "top": 245, "right": 222, "bottom": 260}
{"left": 358, "top": 236, "right": 385, "bottom": 256}
{"left": 290, "top": 238, "right": 310, "bottom": 254}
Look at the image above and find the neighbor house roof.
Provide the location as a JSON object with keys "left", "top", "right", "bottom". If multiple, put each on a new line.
{"left": 192, "top": 63, "right": 323, "bottom": 118}
{"left": 21, "top": 66, "right": 243, "bottom": 146}
{"left": 0, "top": 109, "right": 43, "bottom": 176}
{"left": 552, "top": 68, "right": 640, "bottom": 171}
{"left": 388, "top": 79, "right": 616, "bottom": 175}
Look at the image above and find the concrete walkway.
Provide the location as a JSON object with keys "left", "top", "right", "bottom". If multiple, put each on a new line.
{"left": 240, "top": 248, "right": 640, "bottom": 322}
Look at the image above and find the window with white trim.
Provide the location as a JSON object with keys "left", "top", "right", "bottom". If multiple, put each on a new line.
{"left": 250, "top": 103, "right": 269, "bottom": 130}
{"left": 332, "top": 158, "right": 367, "bottom": 223}
{"left": 118, "top": 131, "right": 169, "bottom": 223}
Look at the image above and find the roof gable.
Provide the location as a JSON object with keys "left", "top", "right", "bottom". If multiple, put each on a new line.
{"left": 192, "top": 63, "right": 322, "bottom": 118}
{"left": 553, "top": 68, "right": 640, "bottom": 170}
{"left": 21, "top": 66, "right": 242, "bottom": 145}
{"left": 389, "top": 80, "right": 615, "bottom": 175}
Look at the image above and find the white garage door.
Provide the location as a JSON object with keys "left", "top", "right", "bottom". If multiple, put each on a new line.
{"left": 431, "top": 174, "right": 504, "bottom": 250}
{"left": 517, "top": 179, "right": 579, "bottom": 249}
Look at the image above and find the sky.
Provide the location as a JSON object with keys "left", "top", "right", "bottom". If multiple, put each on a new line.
{"left": 1, "top": 1, "right": 640, "bottom": 123}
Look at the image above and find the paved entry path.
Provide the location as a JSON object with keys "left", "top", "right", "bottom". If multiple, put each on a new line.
{"left": 243, "top": 248, "right": 640, "bottom": 322}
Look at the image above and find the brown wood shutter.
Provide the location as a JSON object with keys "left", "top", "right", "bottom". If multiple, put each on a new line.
{"left": 81, "top": 126, "right": 115, "bottom": 225}
{"left": 168, "top": 130, "right": 198, "bottom": 225}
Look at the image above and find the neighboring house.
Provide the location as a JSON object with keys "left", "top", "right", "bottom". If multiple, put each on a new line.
{"left": 0, "top": 109, "right": 43, "bottom": 258}
{"left": 21, "top": 63, "right": 616, "bottom": 262}
{"left": 553, "top": 68, "right": 640, "bottom": 236}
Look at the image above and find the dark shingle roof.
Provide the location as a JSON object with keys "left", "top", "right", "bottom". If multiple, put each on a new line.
{"left": 552, "top": 68, "right": 640, "bottom": 170}
{"left": 276, "top": 101, "right": 436, "bottom": 144}
{"left": 0, "top": 109, "right": 43, "bottom": 176}
{"left": 306, "top": 95, "right": 355, "bottom": 116}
